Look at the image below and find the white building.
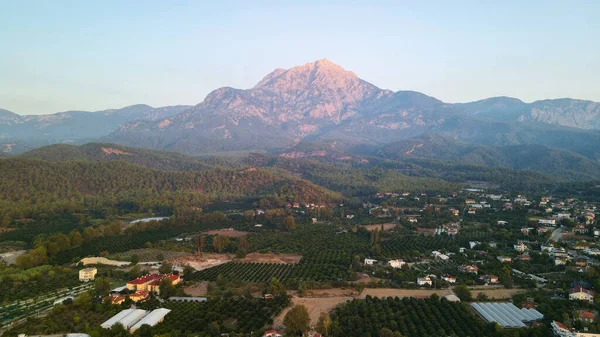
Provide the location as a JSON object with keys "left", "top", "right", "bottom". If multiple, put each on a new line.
{"left": 417, "top": 276, "right": 433, "bottom": 286}
{"left": 514, "top": 242, "right": 527, "bottom": 252}
{"left": 388, "top": 259, "right": 406, "bottom": 269}
{"left": 79, "top": 268, "right": 97, "bottom": 282}
{"left": 364, "top": 258, "right": 377, "bottom": 265}
{"left": 101, "top": 309, "right": 148, "bottom": 329}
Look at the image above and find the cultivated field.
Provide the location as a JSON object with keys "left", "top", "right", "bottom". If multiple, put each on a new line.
{"left": 362, "top": 223, "right": 397, "bottom": 231}
{"left": 236, "top": 253, "right": 302, "bottom": 264}
{"left": 204, "top": 229, "right": 250, "bottom": 237}
{"left": 360, "top": 288, "right": 452, "bottom": 299}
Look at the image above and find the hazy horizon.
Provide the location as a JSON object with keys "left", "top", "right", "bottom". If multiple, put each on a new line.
{"left": 2, "top": 0, "right": 599, "bottom": 115}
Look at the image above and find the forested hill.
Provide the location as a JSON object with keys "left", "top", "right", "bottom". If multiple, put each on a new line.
{"left": 377, "top": 134, "right": 600, "bottom": 181}
{"left": 20, "top": 143, "right": 222, "bottom": 171}
{"left": 0, "top": 158, "right": 341, "bottom": 219}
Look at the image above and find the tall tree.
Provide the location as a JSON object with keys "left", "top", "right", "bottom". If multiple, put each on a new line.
{"left": 284, "top": 305, "right": 310, "bottom": 336}
{"left": 316, "top": 312, "right": 331, "bottom": 336}
{"left": 284, "top": 216, "right": 296, "bottom": 231}
{"left": 198, "top": 235, "right": 205, "bottom": 257}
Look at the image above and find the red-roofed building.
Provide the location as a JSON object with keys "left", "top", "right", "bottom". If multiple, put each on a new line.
{"left": 576, "top": 310, "right": 595, "bottom": 323}
{"left": 480, "top": 274, "right": 499, "bottom": 284}
{"left": 569, "top": 285, "right": 594, "bottom": 302}
{"left": 129, "top": 290, "right": 150, "bottom": 302}
{"left": 458, "top": 265, "right": 479, "bottom": 274}
{"left": 126, "top": 273, "right": 181, "bottom": 295}
{"left": 104, "top": 295, "right": 125, "bottom": 305}
{"left": 551, "top": 321, "right": 573, "bottom": 337}
{"left": 263, "top": 330, "right": 283, "bottom": 337}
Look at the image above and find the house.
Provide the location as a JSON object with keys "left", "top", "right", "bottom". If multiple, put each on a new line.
{"left": 594, "top": 228, "right": 600, "bottom": 237}
{"left": 538, "top": 219, "right": 556, "bottom": 226}
{"left": 129, "top": 290, "right": 150, "bottom": 302}
{"left": 497, "top": 256, "right": 512, "bottom": 263}
{"left": 458, "top": 265, "right": 479, "bottom": 274}
{"left": 105, "top": 295, "right": 125, "bottom": 305}
{"left": 264, "top": 330, "right": 283, "bottom": 337}
{"left": 346, "top": 214, "right": 354, "bottom": 219}
{"left": 441, "top": 274, "right": 456, "bottom": 284}
{"left": 364, "top": 258, "right": 377, "bottom": 265}
{"left": 572, "top": 225, "right": 588, "bottom": 235}
{"left": 497, "top": 221, "right": 508, "bottom": 226}
{"left": 469, "top": 241, "right": 481, "bottom": 249}
{"left": 521, "top": 227, "right": 534, "bottom": 235}
{"left": 575, "top": 258, "right": 588, "bottom": 267}
{"left": 514, "top": 242, "right": 528, "bottom": 252}
{"left": 264, "top": 294, "right": 275, "bottom": 300}
{"left": 551, "top": 321, "right": 573, "bottom": 337}
{"left": 518, "top": 254, "right": 532, "bottom": 261}
{"left": 417, "top": 276, "right": 433, "bottom": 286}
{"left": 407, "top": 217, "right": 418, "bottom": 223}
{"left": 79, "top": 268, "right": 97, "bottom": 282}
{"left": 569, "top": 285, "right": 594, "bottom": 302}
{"left": 554, "top": 257, "right": 568, "bottom": 265}
{"left": 480, "top": 274, "right": 499, "bottom": 284}
{"left": 431, "top": 251, "right": 450, "bottom": 260}
{"left": 575, "top": 310, "right": 595, "bottom": 323}
{"left": 388, "top": 259, "right": 406, "bottom": 269}
{"left": 583, "top": 247, "right": 600, "bottom": 256}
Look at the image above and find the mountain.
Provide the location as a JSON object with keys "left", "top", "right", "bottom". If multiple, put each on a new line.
{"left": 378, "top": 134, "right": 600, "bottom": 180}
{"left": 108, "top": 60, "right": 600, "bottom": 162}
{"left": 0, "top": 105, "right": 191, "bottom": 152}
{"left": 109, "top": 59, "right": 395, "bottom": 153}
{"left": 459, "top": 97, "right": 600, "bottom": 129}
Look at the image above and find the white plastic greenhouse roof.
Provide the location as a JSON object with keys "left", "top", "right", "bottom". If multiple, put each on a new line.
{"left": 101, "top": 309, "right": 135, "bottom": 328}
{"left": 130, "top": 308, "right": 171, "bottom": 331}
{"left": 471, "top": 303, "right": 543, "bottom": 328}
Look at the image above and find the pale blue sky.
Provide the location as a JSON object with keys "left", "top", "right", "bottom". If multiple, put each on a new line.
{"left": 1, "top": 0, "right": 599, "bottom": 114}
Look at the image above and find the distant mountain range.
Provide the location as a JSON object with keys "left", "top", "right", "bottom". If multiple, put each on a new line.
{"left": 2, "top": 59, "right": 600, "bottom": 180}
{"left": 0, "top": 105, "right": 190, "bottom": 153}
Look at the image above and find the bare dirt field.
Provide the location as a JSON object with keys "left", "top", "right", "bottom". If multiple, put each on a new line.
{"left": 184, "top": 281, "right": 209, "bottom": 296}
{"left": 236, "top": 253, "right": 303, "bottom": 264}
{"left": 171, "top": 253, "right": 303, "bottom": 271}
{"left": 171, "top": 253, "right": 233, "bottom": 271}
{"left": 204, "top": 229, "right": 250, "bottom": 237}
{"left": 362, "top": 223, "right": 397, "bottom": 231}
{"left": 80, "top": 257, "right": 130, "bottom": 266}
{"left": 360, "top": 288, "right": 452, "bottom": 299}
{"left": 274, "top": 296, "right": 355, "bottom": 328}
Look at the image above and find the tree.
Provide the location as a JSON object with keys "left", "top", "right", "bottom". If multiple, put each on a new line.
{"left": 129, "top": 264, "right": 142, "bottom": 279}
{"left": 198, "top": 235, "right": 205, "bottom": 257}
{"left": 94, "top": 277, "right": 111, "bottom": 296}
{"left": 159, "top": 278, "right": 176, "bottom": 299}
{"left": 239, "top": 236, "right": 248, "bottom": 253}
{"left": 316, "top": 312, "right": 331, "bottom": 336}
{"left": 284, "top": 216, "right": 296, "bottom": 231}
{"left": 268, "top": 277, "right": 286, "bottom": 296}
{"left": 379, "top": 328, "right": 402, "bottom": 337}
{"left": 159, "top": 261, "right": 173, "bottom": 274}
{"left": 69, "top": 230, "right": 83, "bottom": 247}
{"left": 212, "top": 235, "right": 230, "bottom": 253}
{"left": 183, "top": 264, "right": 195, "bottom": 278}
{"left": 156, "top": 253, "right": 165, "bottom": 261}
{"left": 131, "top": 254, "right": 139, "bottom": 264}
{"left": 284, "top": 305, "right": 310, "bottom": 336}
{"left": 453, "top": 285, "right": 472, "bottom": 302}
